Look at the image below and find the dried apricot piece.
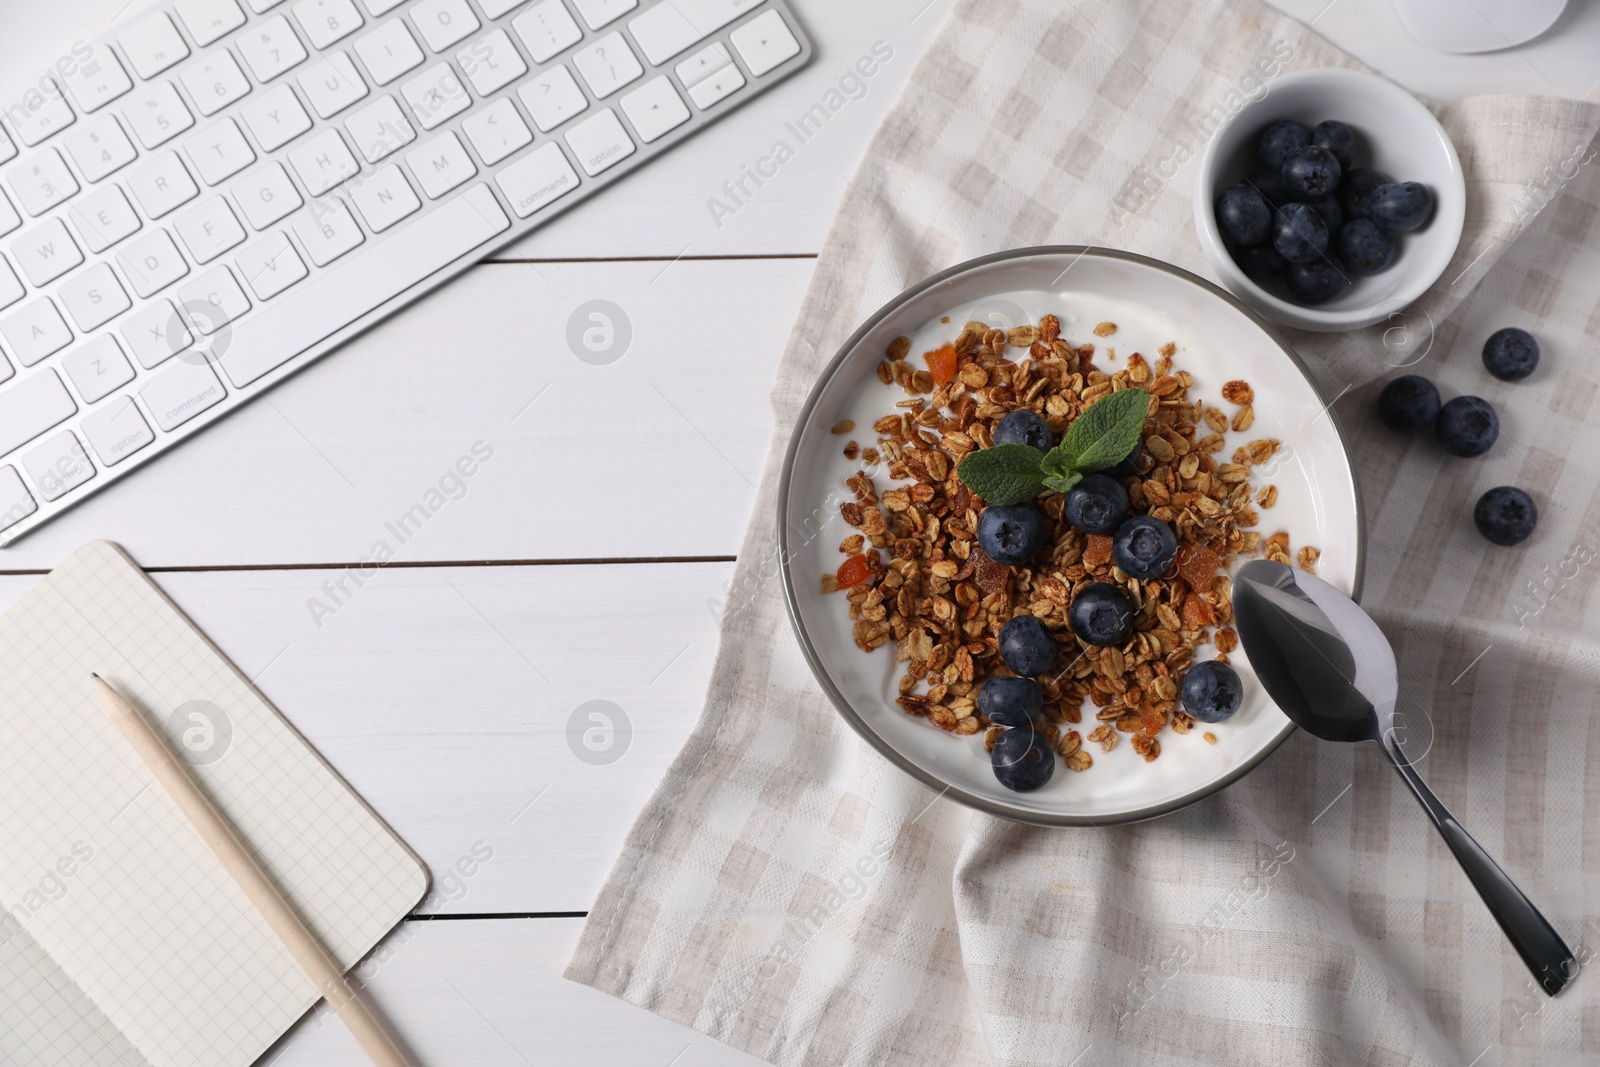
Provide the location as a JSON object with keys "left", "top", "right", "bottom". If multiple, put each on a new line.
{"left": 1181, "top": 592, "right": 1216, "bottom": 627}
{"left": 837, "top": 554, "right": 873, "bottom": 589}
{"left": 1176, "top": 542, "right": 1221, "bottom": 593}
{"left": 1083, "top": 534, "right": 1114, "bottom": 568}
{"left": 925, "top": 343, "right": 958, "bottom": 386}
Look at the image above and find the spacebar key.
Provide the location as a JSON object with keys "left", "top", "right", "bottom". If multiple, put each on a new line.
{"left": 219, "top": 185, "right": 510, "bottom": 388}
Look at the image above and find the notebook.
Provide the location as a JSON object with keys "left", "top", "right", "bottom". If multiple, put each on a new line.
{"left": 0, "top": 541, "right": 429, "bottom": 1067}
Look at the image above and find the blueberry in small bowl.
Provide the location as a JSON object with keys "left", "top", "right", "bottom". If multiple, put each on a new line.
{"left": 977, "top": 504, "right": 1046, "bottom": 565}
{"left": 1272, "top": 203, "right": 1329, "bottom": 264}
{"left": 1285, "top": 261, "right": 1344, "bottom": 305}
{"left": 1482, "top": 327, "right": 1539, "bottom": 382}
{"left": 1236, "top": 242, "right": 1287, "bottom": 282}
{"left": 991, "top": 725, "right": 1055, "bottom": 792}
{"left": 1216, "top": 183, "right": 1272, "bottom": 246}
{"left": 1377, "top": 374, "right": 1440, "bottom": 433}
{"left": 1182, "top": 660, "right": 1244, "bottom": 723}
{"left": 1112, "top": 515, "right": 1177, "bottom": 580}
{"left": 1474, "top": 486, "right": 1537, "bottom": 546}
{"left": 1339, "top": 166, "right": 1392, "bottom": 220}
{"left": 1246, "top": 170, "right": 1289, "bottom": 209}
{"left": 993, "top": 409, "right": 1052, "bottom": 451}
{"left": 1281, "top": 145, "right": 1342, "bottom": 200}
{"left": 1257, "top": 120, "right": 1310, "bottom": 169}
{"left": 1068, "top": 582, "right": 1133, "bottom": 646}
{"left": 998, "top": 615, "right": 1056, "bottom": 678}
{"left": 1435, "top": 396, "right": 1498, "bottom": 457}
{"left": 1063, "top": 473, "right": 1130, "bottom": 534}
{"left": 1311, "top": 119, "right": 1356, "bottom": 169}
{"left": 977, "top": 674, "right": 1044, "bottom": 727}
{"left": 1336, "top": 219, "right": 1395, "bottom": 276}
{"left": 1368, "top": 181, "right": 1434, "bottom": 232}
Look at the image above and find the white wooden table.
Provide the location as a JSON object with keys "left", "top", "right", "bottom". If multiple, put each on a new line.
{"left": 1, "top": 0, "right": 1594, "bottom": 1062}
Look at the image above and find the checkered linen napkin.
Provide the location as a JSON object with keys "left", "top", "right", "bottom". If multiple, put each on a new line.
{"left": 567, "top": 1, "right": 1600, "bottom": 1062}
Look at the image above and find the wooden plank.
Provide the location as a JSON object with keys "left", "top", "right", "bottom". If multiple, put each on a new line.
{"left": 0, "top": 561, "right": 738, "bottom": 914}
{"left": 4, "top": 259, "right": 807, "bottom": 569}
{"left": 264, "top": 917, "right": 766, "bottom": 1066}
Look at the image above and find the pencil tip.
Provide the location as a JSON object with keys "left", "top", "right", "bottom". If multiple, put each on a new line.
{"left": 90, "top": 672, "right": 100, "bottom": 680}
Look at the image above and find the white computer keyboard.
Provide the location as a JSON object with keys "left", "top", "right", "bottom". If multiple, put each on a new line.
{"left": 0, "top": 0, "right": 811, "bottom": 543}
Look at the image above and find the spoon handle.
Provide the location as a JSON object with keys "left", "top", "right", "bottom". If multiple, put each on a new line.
{"left": 1379, "top": 733, "right": 1577, "bottom": 995}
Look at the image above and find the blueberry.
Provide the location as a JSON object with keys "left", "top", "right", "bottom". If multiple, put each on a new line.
{"left": 1306, "top": 195, "right": 1343, "bottom": 233}
{"left": 1340, "top": 167, "right": 1392, "bottom": 220}
{"left": 1481, "top": 327, "right": 1539, "bottom": 382}
{"left": 1377, "top": 374, "right": 1441, "bottom": 432}
{"left": 1311, "top": 120, "right": 1356, "bottom": 170}
{"left": 1215, "top": 183, "right": 1271, "bottom": 245}
{"left": 1068, "top": 581, "right": 1134, "bottom": 646}
{"left": 999, "top": 615, "right": 1057, "bottom": 678}
{"left": 1181, "top": 660, "right": 1244, "bottom": 723}
{"left": 1112, "top": 515, "right": 1177, "bottom": 579}
{"left": 1064, "top": 473, "right": 1130, "bottom": 534}
{"left": 978, "top": 674, "right": 1045, "bottom": 727}
{"left": 1245, "top": 170, "right": 1289, "bottom": 209}
{"left": 1272, "top": 203, "right": 1329, "bottom": 265}
{"left": 1257, "top": 120, "right": 1310, "bottom": 170}
{"left": 1236, "top": 242, "right": 1287, "bottom": 282}
{"left": 1285, "top": 261, "right": 1344, "bottom": 304}
{"left": 1336, "top": 219, "right": 1395, "bottom": 276}
{"left": 1280, "top": 145, "right": 1342, "bottom": 200}
{"left": 991, "top": 725, "right": 1055, "bottom": 792}
{"left": 1474, "top": 486, "right": 1537, "bottom": 546}
{"left": 1105, "top": 438, "right": 1144, "bottom": 479}
{"left": 1435, "top": 396, "right": 1499, "bottom": 457}
{"left": 978, "top": 504, "right": 1047, "bottom": 565}
{"left": 993, "top": 409, "right": 1052, "bottom": 451}
{"left": 1368, "top": 181, "right": 1434, "bottom": 232}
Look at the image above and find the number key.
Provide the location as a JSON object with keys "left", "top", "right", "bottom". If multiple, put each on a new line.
{"left": 122, "top": 82, "right": 195, "bottom": 149}
{"left": 293, "top": 0, "right": 365, "bottom": 48}
{"left": 237, "top": 15, "right": 310, "bottom": 81}
{"left": 7, "top": 148, "right": 80, "bottom": 216}
{"left": 179, "top": 51, "right": 252, "bottom": 117}
{"left": 64, "top": 113, "right": 138, "bottom": 182}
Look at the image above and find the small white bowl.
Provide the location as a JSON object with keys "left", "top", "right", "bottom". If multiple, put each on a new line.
{"left": 1194, "top": 67, "right": 1466, "bottom": 333}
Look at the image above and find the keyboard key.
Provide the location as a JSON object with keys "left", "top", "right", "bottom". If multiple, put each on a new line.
{"left": 0, "top": 466, "right": 37, "bottom": 531}
{"left": 71, "top": 185, "right": 142, "bottom": 252}
{"left": 459, "top": 29, "right": 527, "bottom": 96}
{"left": 186, "top": 119, "right": 257, "bottom": 185}
{"left": 9, "top": 80, "right": 76, "bottom": 147}
{"left": 494, "top": 140, "right": 579, "bottom": 218}
{"left": 288, "top": 128, "right": 361, "bottom": 195}
{"left": 64, "top": 113, "right": 138, "bottom": 182}
{"left": 406, "top": 131, "right": 475, "bottom": 197}
{"left": 518, "top": 65, "right": 587, "bottom": 132}
{"left": 293, "top": 0, "right": 365, "bottom": 48}
{"left": 0, "top": 193, "right": 17, "bottom": 238}
{"left": 127, "top": 152, "right": 199, "bottom": 218}
{"left": 180, "top": 51, "right": 252, "bottom": 117}
{"left": 411, "top": 0, "right": 480, "bottom": 52}
{"left": 218, "top": 183, "right": 506, "bottom": 386}
{"left": 118, "top": 13, "right": 191, "bottom": 79}
{"left": 122, "top": 300, "right": 192, "bottom": 367}
{"left": 140, "top": 357, "right": 226, "bottom": 431}
{"left": 232, "top": 161, "right": 302, "bottom": 228}
{"left": 122, "top": 82, "right": 195, "bottom": 149}
{"left": 117, "top": 230, "right": 190, "bottom": 297}
{"left": 362, "top": 0, "right": 407, "bottom": 14}
{"left": 570, "top": 0, "right": 635, "bottom": 30}
{"left": 513, "top": 0, "right": 583, "bottom": 63}
{"left": 237, "top": 15, "right": 310, "bottom": 81}
{"left": 299, "top": 52, "right": 370, "bottom": 118}
{"left": 59, "top": 262, "right": 132, "bottom": 332}
{"left": 0, "top": 259, "right": 22, "bottom": 311}
{"left": 61, "top": 45, "right": 133, "bottom": 114}
{"left": 563, "top": 107, "right": 634, "bottom": 176}
{"left": 175, "top": 0, "right": 248, "bottom": 46}
{"left": 8, "top": 149, "right": 79, "bottom": 216}
{"left": 687, "top": 62, "right": 743, "bottom": 109}
{"left": 11, "top": 219, "right": 83, "bottom": 286}
{"left": 82, "top": 397, "right": 154, "bottom": 466}
{"left": 462, "top": 98, "right": 531, "bottom": 165}
{"left": 62, "top": 334, "right": 135, "bottom": 403}
{"left": 236, "top": 231, "right": 307, "bottom": 298}
{"left": 573, "top": 33, "right": 644, "bottom": 98}
{"left": 174, "top": 197, "right": 247, "bottom": 263}
{"left": 0, "top": 299, "right": 72, "bottom": 365}
{"left": 629, "top": 0, "right": 758, "bottom": 66}
{"left": 0, "top": 130, "right": 14, "bottom": 168}
{"left": 348, "top": 163, "right": 420, "bottom": 231}
{"left": 620, "top": 75, "right": 689, "bottom": 143}
{"left": 730, "top": 10, "right": 800, "bottom": 76}
{"left": 401, "top": 63, "right": 471, "bottom": 129}
{"left": 291, "top": 197, "right": 364, "bottom": 265}
{"left": 479, "top": 0, "right": 525, "bottom": 14}
{"left": 0, "top": 369, "right": 75, "bottom": 454}
{"left": 345, "top": 96, "right": 415, "bottom": 162}
{"left": 22, "top": 431, "right": 94, "bottom": 501}
{"left": 675, "top": 42, "right": 732, "bottom": 87}
{"left": 240, "top": 85, "right": 313, "bottom": 151}
{"left": 354, "top": 20, "right": 424, "bottom": 86}
{"left": 178, "top": 267, "right": 251, "bottom": 334}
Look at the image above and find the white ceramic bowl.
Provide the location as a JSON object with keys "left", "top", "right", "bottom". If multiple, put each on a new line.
{"left": 778, "top": 248, "right": 1365, "bottom": 826}
{"left": 1194, "top": 67, "right": 1466, "bottom": 332}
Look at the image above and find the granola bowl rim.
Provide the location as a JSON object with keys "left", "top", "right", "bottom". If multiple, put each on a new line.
{"left": 777, "top": 245, "right": 1366, "bottom": 827}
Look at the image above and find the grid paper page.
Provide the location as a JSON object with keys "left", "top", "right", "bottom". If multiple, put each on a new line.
{"left": 0, "top": 541, "right": 428, "bottom": 1067}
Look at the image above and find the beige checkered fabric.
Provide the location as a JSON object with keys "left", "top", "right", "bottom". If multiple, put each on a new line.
{"left": 567, "top": 0, "right": 1600, "bottom": 1062}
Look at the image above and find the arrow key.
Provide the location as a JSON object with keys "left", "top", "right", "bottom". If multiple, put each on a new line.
{"left": 619, "top": 75, "right": 690, "bottom": 144}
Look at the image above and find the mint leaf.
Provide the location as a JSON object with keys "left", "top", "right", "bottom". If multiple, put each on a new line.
{"left": 956, "top": 444, "right": 1047, "bottom": 505}
{"left": 1060, "top": 387, "right": 1149, "bottom": 472}
{"left": 1039, "top": 448, "right": 1083, "bottom": 495}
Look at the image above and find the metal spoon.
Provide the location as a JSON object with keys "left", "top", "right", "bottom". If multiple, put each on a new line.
{"left": 1232, "top": 559, "right": 1577, "bottom": 995}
